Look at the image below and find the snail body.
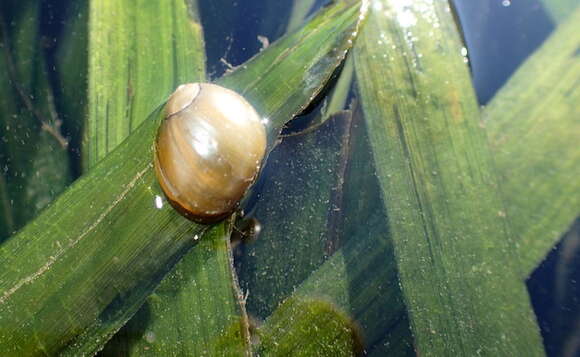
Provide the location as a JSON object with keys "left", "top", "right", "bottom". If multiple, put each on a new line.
{"left": 154, "top": 83, "right": 266, "bottom": 223}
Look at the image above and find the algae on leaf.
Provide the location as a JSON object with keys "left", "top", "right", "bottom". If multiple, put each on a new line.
{"left": 258, "top": 298, "right": 364, "bottom": 357}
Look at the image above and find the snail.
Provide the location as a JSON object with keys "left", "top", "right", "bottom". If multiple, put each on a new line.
{"left": 154, "top": 83, "right": 267, "bottom": 223}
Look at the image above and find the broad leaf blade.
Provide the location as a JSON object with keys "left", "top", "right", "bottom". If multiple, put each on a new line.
{"left": 354, "top": 0, "right": 544, "bottom": 355}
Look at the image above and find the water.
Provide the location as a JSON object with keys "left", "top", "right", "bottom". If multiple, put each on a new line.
{"left": 0, "top": 0, "right": 577, "bottom": 355}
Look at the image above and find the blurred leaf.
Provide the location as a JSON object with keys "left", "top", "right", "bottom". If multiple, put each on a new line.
{"left": 541, "top": 0, "right": 579, "bottom": 23}
{"left": 484, "top": 6, "right": 580, "bottom": 274}
{"left": 54, "top": 0, "right": 88, "bottom": 175}
{"left": 0, "top": 1, "right": 71, "bottom": 242}
{"left": 286, "top": 0, "right": 318, "bottom": 33}
{"left": 286, "top": 55, "right": 356, "bottom": 135}
{"left": 323, "top": 57, "right": 355, "bottom": 122}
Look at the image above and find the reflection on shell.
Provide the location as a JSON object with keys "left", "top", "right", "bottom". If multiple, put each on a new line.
{"left": 155, "top": 83, "right": 267, "bottom": 223}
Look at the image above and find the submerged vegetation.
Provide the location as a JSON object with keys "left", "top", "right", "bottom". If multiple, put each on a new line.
{"left": 0, "top": 0, "right": 578, "bottom": 355}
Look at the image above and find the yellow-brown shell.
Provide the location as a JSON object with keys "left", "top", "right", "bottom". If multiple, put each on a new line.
{"left": 154, "top": 83, "right": 267, "bottom": 223}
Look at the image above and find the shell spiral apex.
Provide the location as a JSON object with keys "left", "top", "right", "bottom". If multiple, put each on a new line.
{"left": 154, "top": 83, "right": 267, "bottom": 223}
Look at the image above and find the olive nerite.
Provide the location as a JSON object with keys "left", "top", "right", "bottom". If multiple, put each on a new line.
{"left": 154, "top": 83, "right": 267, "bottom": 223}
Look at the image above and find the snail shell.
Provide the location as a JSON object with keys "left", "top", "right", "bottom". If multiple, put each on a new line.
{"left": 154, "top": 83, "right": 267, "bottom": 223}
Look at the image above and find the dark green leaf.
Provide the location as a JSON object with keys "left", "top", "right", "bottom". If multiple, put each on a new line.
{"left": 0, "top": 1, "right": 71, "bottom": 242}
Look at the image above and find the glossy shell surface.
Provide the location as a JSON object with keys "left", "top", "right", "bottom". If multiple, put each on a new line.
{"left": 155, "top": 83, "right": 267, "bottom": 222}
